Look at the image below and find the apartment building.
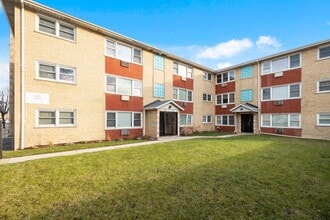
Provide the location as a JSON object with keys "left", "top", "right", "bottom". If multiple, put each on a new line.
{"left": 1, "top": 0, "right": 329, "bottom": 150}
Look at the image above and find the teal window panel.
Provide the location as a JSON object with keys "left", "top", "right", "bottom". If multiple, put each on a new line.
{"left": 154, "top": 83, "right": 165, "bottom": 98}
{"left": 154, "top": 55, "right": 165, "bottom": 70}
{"left": 241, "top": 66, "right": 253, "bottom": 79}
{"left": 241, "top": 89, "right": 253, "bottom": 102}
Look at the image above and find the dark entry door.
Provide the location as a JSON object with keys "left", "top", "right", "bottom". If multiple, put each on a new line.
{"left": 160, "top": 112, "right": 177, "bottom": 136}
{"left": 241, "top": 114, "right": 253, "bottom": 133}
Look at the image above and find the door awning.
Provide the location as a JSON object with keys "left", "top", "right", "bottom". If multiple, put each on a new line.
{"left": 144, "top": 100, "right": 184, "bottom": 111}
{"left": 230, "top": 103, "right": 259, "bottom": 113}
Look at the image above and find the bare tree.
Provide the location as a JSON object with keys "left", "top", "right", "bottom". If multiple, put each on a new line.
{"left": 0, "top": 89, "right": 10, "bottom": 129}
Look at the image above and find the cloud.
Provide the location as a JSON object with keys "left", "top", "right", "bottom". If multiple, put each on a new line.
{"left": 197, "top": 38, "right": 253, "bottom": 59}
{"left": 217, "top": 62, "right": 232, "bottom": 69}
{"left": 256, "top": 36, "right": 281, "bottom": 49}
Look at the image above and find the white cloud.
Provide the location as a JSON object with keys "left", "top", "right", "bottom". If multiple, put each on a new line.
{"left": 197, "top": 38, "right": 253, "bottom": 59}
{"left": 0, "top": 62, "right": 9, "bottom": 91}
{"left": 256, "top": 36, "right": 281, "bottom": 49}
{"left": 217, "top": 62, "right": 232, "bottom": 69}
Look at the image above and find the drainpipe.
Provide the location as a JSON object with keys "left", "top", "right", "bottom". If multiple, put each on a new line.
{"left": 20, "top": 0, "right": 25, "bottom": 149}
{"left": 257, "top": 60, "right": 261, "bottom": 133}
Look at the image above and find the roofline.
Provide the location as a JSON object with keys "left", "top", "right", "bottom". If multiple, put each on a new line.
{"left": 217, "top": 38, "right": 330, "bottom": 73}
{"left": 17, "top": 0, "right": 215, "bottom": 73}
{"left": 144, "top": 100, "right": 184, "bottom": 111}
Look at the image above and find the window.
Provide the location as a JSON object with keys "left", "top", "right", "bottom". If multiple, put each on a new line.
{"left": 216, "top": 71, "right": 235, "bottom": 84}
{"left": 105, "top": 39, "right": 142, "bottom": 64}
{"left": 216, "top": 92, "right": 235, "bottom": 105}
{"left": 203, "top": 115, "right": 212, "bottom": 124}
{"left": 261, "top": 114, "right": 301, "bottom": 128}
{"left": 106, "top": 75, "right": 142, "bottom": 96}
{"left": 173, "top": 88, "right": 193, "bottom": 102}
{"left": 154, "top": 55, "right": 165, "bottom": 70}
{"left": 241, "top": 89, "right": 253, "bottom": 102}
{"left": 203, "top": 72, "right": 212, "bottom": 81}
{"left": 215, "top": 115, "right": 235, "bottom": 126}
{"left": 173, "top": 62, "right": 193, "bottom": 78}
{"left": 37, "top": 109, "right": 75, "bottom": 127}
{"left": 317, "top": 79, "right": 330, "bottom": 93}
{"left": 180, "top": 114, "right": 193, "bottom": 126}
{"left": 262, "top": 84, "right": 301, "bottom": 101}
{"left": 203, "top": 93, "right": 212, "bottom": 102}
{"left": 154, "top": 83, "right": 165, "bottom": 98}
{"left": 37, "top": 62, "right": 76, "bottom": 83}
{"left": 261, "top": 54, "right": 301, "bottom": 74}
{"left": 241, "top": 66, "right": 253, "bottom": 79}
{"left": 38, "top": 16, "right": 75, "bottom": 41}
{"left": 106, "top": 112, "right": 142, "bottom": 129}
{"left": 319, "top": 46, "right": 330, "bottom": 59}
{"left": 317, "top": 113, "right": 330, "bottom": 126}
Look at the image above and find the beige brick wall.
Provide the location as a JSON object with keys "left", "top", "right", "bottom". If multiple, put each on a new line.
{"left": 301, "top": 46, "right": 330, "bottom": 140}
{"left": 14, "top": 9, "right": 106, "bottom": 148}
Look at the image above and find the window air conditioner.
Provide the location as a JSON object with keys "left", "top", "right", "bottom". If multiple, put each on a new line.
{"left": 274, "top": 72, "right": 283, "bottom": 77}
{"left": 274, "top": 100, "right": 283, "bottom": 106}
{"left": 221, "top": 104, "right": 227, "bottom": 109}
{"left": 182, "top": 102, "right": 187, "bottom": 107}
{"left": 181, "top": 76, "right": 186, "bottom": 81}
{"left": 120, "top": 60, "right": 130, "bottom": 68}
{"left": 121, "top": 129, "right": 130, "bottom": 136}
{"left": 275, "top": 128, "right": 284, "bottom": 134}
{"left": 221, "top": 83, "right": 228, "bottom": 87}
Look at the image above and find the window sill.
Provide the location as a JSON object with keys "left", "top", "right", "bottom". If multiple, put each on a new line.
{"left": 35, "top": 78, "right": 77, "bottom": 85}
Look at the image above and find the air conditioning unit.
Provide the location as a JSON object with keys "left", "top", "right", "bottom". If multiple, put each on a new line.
{"left": 182, "top": 102, "right": 187, "bottom": 107}
{"left": 181, "top": 76, "right": 186, "bottom": 81}
{"left": 274, "top": 100, "right": 283, "bottom": 106}
{"left": 221, "top": 83, "right": 228, "bottom": 87}
{"left": 121, "top": 95, "right": 130, "bottom": 101}
{"left": 121, "top": 129, "right": 130, "bottom": 136}
{"left": 275, "top": 128, "right": 284, "bottom": 134}
{"left": 274, "top": 72, "right": 283, "bottom": 77}
{"left": 221, "top": 104, "right": 227, "bottom": 109}
{"left": 120, "top": 60, "right": 130, "bottom": 68}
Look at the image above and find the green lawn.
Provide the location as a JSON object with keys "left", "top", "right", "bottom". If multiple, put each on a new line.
{"left": 191, "top": 131, "right": 232, "bottom": 136}
{"left": 0, "top": 135, "right": 329, "bottom": 219}
{"left": 2, "top": 139, "right": 147, "bottom": 159}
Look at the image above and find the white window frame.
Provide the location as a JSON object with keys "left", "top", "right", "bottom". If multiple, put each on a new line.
{"left": 203, "top": 72, "right": 212, "bottom": 82}
{"left": 173, "top": 61, "right": 193, "bottom": 79}
{"left": 203, "top": 93, "right": 212, "bottom": 102}
{"left": 318, "top": 45, "right": 330, "bottom": 60}
{"left": 173, "top": 87, "right": 193, "bottom": 102}
{"left": 261, "top": 114, "right": 301, "bottom": 128}
{"left": 105, "top": 111, "right": 142, "bottom": 129}
{"left": 215, "top": 115, "right": 235, "bottom": 126}
{"left": 216, "top": 92, "right": 235, "bottom": 105}
{"left": 317, "top": 113, "right": 330, "bottom": 126}
{"left": 261, "top": 83, "right": 301, "bottom": 101}
{"left": 105, "top": 39, "right": 142, "bottom": 65}
{"left": 203, "top": 115, "right": 212, "bottom": 124}
{"left": 105, "top": 75, "right": 142, "bottom": 97}
{"left": 216, "top": 70, "right": 235, "bottom": 84}
{"left": 36, "top": 109, "right": 76, "bottom": 128}
{"left": 180, "top": 114, "right": 193, "bottom": 127}
{"left": 36, "top": 61, "right": 76, "bottom": 84}
{"left": 261, "top": 53, "right": 301, "bottom": 75}
{"left": 317, "top": 79, "right": 330, "bottom": 93}
{"left": 36, "top": 15, "right": 76, "bottom": 41}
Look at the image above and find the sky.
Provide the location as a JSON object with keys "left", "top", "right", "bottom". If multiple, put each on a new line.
{"left": 0, "top": 0, "right": 330, "bottom": 91}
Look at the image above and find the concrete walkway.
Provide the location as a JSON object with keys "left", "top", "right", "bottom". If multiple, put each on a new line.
{"left": 0, "top": 134, "right": 241, "bottom": 165}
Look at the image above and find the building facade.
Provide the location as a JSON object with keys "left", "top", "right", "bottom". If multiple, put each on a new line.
{"left": 1, "top": 0, "right": 329, "bottom": 150}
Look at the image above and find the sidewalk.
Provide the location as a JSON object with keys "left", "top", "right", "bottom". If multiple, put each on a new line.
{"left": 0, "top": 134, "right": 240, "bottom": 165}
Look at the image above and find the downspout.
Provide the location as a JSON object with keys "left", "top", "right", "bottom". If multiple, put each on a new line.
{"left": 20, "top": 0, "right": 25, "bottom": 149}
{"left": 257, "top": 60, "right": 261, "bottom": 134}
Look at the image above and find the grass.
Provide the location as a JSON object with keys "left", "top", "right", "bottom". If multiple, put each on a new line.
{"left": 2, "top": 139, "right": 147, "bottom": 159}
{"left": 0, "top": 135, "right": 329, "bottom": 219}
{"left": 191, "top": 131, "right": 232, "bottom": 136}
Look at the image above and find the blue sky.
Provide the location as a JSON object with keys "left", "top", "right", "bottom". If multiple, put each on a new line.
{"left": 0, "top": 0, "right": 330, "bottom": 90}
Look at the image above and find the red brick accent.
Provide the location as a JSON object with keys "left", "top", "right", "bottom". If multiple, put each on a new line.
{"left": 261, "top": 68, "right": 301, "bottom": 87}
{"left": 173, "top": 74, "right": 194, "bottom": 90}
{"left": 215, "top": 104, "right": 235, "bottom": 114}
{"left": 216, "top": 81, "right": 235, "bottom": 94}
{"left": 105, "top": 129, "right": 143, "bottom": 140}
{"left": 105, "top": 94, "right": 143, "bottom": 111}
{"left": 215, "top": 126, "right": 235, "bottom": 132}
{"left": 261, "top": 99, "right": 301, "bottom": 113}
{"left": 261, "top": 127, "right": 302, "bottom": 137}
{"left": 105, "top": 57, "right": 143, "bottom": 80}
{"left": 175, "top": 101, "right": 193, "bottom": 114}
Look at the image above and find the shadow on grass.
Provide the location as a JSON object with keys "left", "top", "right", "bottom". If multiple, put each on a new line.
{"left": 24, "top": 137, "right": 330, "bottom": 219}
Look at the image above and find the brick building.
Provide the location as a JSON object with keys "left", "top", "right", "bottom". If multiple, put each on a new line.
{"left": 1, "top": 0, "right": 329, "bottom": 150}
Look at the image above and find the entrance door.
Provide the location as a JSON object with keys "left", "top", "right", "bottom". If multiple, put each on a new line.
{"left": 160, "top": 112, "right": 178, "bottom": 136}
{"left": 241, "top": 114, "right": 253, "bottom": 133}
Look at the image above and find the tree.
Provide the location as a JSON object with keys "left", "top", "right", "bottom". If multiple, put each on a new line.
{"left": 0, "top": 89, "right": 10, "bottom": 159}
